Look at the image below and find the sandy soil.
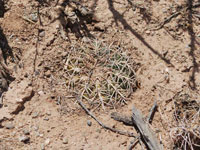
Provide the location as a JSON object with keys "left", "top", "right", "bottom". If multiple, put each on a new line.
{"left": 0, "top": 0, "right": 200, "bottom": 150}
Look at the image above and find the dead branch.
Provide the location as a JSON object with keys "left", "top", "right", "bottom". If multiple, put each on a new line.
{"left": 76, "top": 95, "right": 136, "bottom": 137}
{"left": 111, "top": 101, "right": 158, "bottom": 125}
{"left": 111, "top": 102, "right": 159, "bottom": 149}
{"left": 154, "top": 11, "right": 181, "bottom": 30}
{"left": 110, "top": 112, "right": 133, "bottom": 126}
{"left": 147, "top": 101, "right": 158, "bottom": 124}
{"left": 132, "top": 106, "right": 163, "bottom": 150}
{"left": 128, "top": 135, "right": 140, "bottom": 150}
{"left": 154, "top": 3, "right": 200, "bottom": 30}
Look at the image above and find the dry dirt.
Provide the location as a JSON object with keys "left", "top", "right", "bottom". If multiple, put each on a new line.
{"left": 0, "top": 0, "right": 200, "bottom": 150}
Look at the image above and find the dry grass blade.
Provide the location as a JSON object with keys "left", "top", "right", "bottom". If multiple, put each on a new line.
{"left": 170, "top": 92, "right": 200, "bottom": 150}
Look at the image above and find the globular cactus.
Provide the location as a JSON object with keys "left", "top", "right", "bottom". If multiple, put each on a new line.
{"left": 64, "top": 40, "right": 138, "bottom": 109}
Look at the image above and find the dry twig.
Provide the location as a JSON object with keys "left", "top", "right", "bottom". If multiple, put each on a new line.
{"left": 147, "top": 101, "right": 158, "bottom": 124}
{"left": 131, "top": 106, "right": 163, "bottom": 150}
{"left": 154, "top": 3, "right": 200, "bottom": 30}
{"left": 111, "top": 102, "right": 160, "bottom": 150}
{"left": 76, "top": 94, "right": 136, "bottom": 137}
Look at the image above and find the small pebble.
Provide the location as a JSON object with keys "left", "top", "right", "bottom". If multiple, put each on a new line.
{"left": 5, "top": 123, "right": 15, "bottom": 129}
{"left": 32, "top": 112, "right": 39, "bottom": 118}
{"left": 63, "top": 138, "right": 68, "bottom": 144}
{"left": 35, "top": 132, "right": 40, "bottom": 137}
{"left": 30, "top": 13, "right": 38, "bottom": 22}
{"left": 19, "top": 135, "right": 30, "bottom": 143}
{"left": 38, "top": 91, "right": 44, "bottom": 96}
{"left": 41, "top": 143, "right": 45, "bottom": 150}
{"left": 16, "top": 98, "right": 23, "bottom": 103}
{"left": 23, "top": 129, "right": 30, "bottom": 135}
{"left": 45, "top": 70, "right": 51, "bottom": 78}
{"left": 35, "top": 70, "right": 40, "bottom": 76}
{"left": 33, "top": 126, "right": 39, "bottom": 131}
{"left": 55, "top": 24, "right": 60, "bottom": 29}
{"left": 145, "top": 30, "right": 151, "bottom": 34}
{"left": 24, "top": 73, "right": 28, "bottom": 78}
{"left": 45, "top": 138, "right": 50, "bottom": 145}
{"left": 46, "top": 111, "right": 51, "bottom": 116}
{"left": 87, "top": 120, "right": 92, "bottom": 126}
{"left": 43, "top": 117, "right": 49, "bottom": 121}
{"left": 39, "top": 31, "right": 45, "bottom": 37}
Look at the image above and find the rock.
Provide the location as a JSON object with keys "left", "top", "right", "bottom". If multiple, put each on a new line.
{"left": 5, "top": 123, "right": 14, "bottom": 129}
{"left": 35, "top": 132, "right": 40, "bottom": 137}
{"left": 32, "top": 112, "right": 39, "bottom": 118}
{"left": 35, "top": 70, "right": 40, "bottom": 76}
{"left": 46, "top": 111, "right": 51, "bottom": 116}
{"left": 30, "top": 13, "right": 38, "bottom": 22}
{"left": 63, "top": 137, "right": 68, "bottom": 144}
{"left": 45, "top": 70, "right": 51, "bottom": 78}
{"left": 45, "top": 138, "right": 50, "bottom": 145}
{"left": 39, "top": 31, "right": 45, "bottom": 37}
{"left": 61, "top": 51, "right": 68, "bottom": 57}
{"left": 4, "top": 82, "right": 34, "bottom": 115}
{"left": 43, "top": 117, "right": 49, "bottom": 121}
{"left": 38, "top": 91, "right": 44, "bottom": 96}
{"left": 87, "top": 120, "right": 92, "bottom": 126}
{"left": 16, "top": 98, "right": 23, "bottom": 103}
{"left": 19, "top": 135, "right": 30, "bottom": 143}
{"left": 32, "top": 126, "right": 39, "bottom": 131}
{"left": 146, "top": 30, "right": 151, "bottom": 35}
{"left": 41, "top": 143, "right": 45, "bottom": 150}
{"left": 55, "top": 24, "right": 60, "bottom": 29}
{"left": 23, "top": 129, "right": 30, "bottom": 135}
{"left": 24, "top": 73, "right": 28, "bottom": 78}
{"left": 0, "top": 107, "right": 12, "bottom": 122}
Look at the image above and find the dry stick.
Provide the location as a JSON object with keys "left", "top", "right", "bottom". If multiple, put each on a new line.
{"left": 128, "top": 101, "right": 158, "bottom": 150}
{"left": 76, "top": 95, "right": 136, "bottom": 137}
{"left": 132, "top": 106, "right": 163, "bottom": 150}
{"left": 147, "top": 101, "right": 158, "bottom": 124}
{"left": 110, "top": 101, "right": 158, "bottom": 126}
{"left": 128, "top": 135, "right": 140, "bottom": 150}
{"left": 110, "top": 102, "right": 158, "bottom": 149}
{"left": 154, "top": 11, "right": 181, "bottom": 30}
{"left": 110, "top": 112, "right": 133, "bottom": 126}
{"left": 155, "top": 3, "right": 200, "bottom": 30}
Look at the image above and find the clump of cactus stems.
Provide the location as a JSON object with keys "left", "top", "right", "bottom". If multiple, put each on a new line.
{"left": 64, "top": 40, "right": 138, "bottom": 109}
